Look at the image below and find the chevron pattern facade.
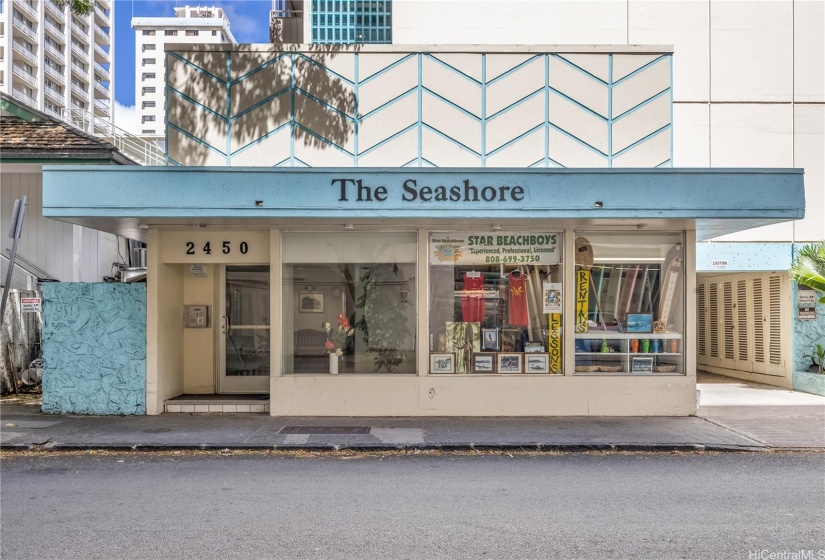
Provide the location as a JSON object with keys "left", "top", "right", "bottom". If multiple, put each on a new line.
{"left": 166, "top": 48, "right": 672, "bottom": 168}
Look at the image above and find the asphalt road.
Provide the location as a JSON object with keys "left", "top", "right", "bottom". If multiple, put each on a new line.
{"left": 1, "top": 451, "right": 823, "bottom": 560}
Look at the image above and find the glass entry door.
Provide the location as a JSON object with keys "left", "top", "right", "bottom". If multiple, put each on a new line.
{"left": 218, "top": 265, "right": 270, "bottom": 393}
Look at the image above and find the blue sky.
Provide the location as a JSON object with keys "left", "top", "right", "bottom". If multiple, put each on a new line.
{"left": 113, "top": 1, "right": 271, "bottom": 128}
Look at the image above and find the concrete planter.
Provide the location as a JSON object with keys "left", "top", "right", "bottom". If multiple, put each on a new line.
{"left": 793, "top": 370, "right": 825, "bottom": 397}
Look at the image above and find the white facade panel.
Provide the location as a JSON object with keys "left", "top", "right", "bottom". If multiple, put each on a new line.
{"left": 392, "top": 1, "right": 626, "bottom": 45}
{"left": 709, "top": 0, "right": 793, "bottom": 102}
{"left": 793, "top": 104, "right": 825, "bottom": 242}
{"left": 794, "top": 0, "right": 825, "bottom": 103}
{"left": 628, "top": 0, "right": 709, "bottom": 102}
{"left": 672, "top": 103, "right": 709, "bottom": 167}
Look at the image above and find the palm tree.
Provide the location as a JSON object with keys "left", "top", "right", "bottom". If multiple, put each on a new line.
{"left": 790, "top": 242, "right": 825, "bottom": 300}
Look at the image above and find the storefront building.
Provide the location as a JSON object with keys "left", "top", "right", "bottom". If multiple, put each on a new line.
{"left": 41, "top": 46, "right": 805, "bottom": 416}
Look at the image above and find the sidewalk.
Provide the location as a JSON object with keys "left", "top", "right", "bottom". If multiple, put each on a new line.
{"left": 2, "top": 373, "right": 823, "bottom": 452}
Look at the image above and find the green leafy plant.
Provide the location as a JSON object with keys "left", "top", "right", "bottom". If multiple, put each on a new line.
{"left": 355, "top": 264, "right": 412, "bottom": 373}
{"left": 809, "top": 343, "right": 825, "bottom": 374}
{"left": 53, "top": 0, "right": 94, "bottom": 15}
{"left": 790, "top": 242, "right": 825, "bottom": 303}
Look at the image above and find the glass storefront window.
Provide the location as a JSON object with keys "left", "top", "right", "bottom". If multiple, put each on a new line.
{"left": 282, "top": 232, "right": 417, "bottom": 374}
{"left": 573, "top": 232, "right": 685, "bottom": 375}
{"left": 428, "top": 232, "right": 564, "bottom": 374}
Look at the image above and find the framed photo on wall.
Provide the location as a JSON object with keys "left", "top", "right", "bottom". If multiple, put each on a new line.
{"left": 525, "top": 353, "right": 550, "bottom": 374}
{"left": 631, "top": 356, "right": 654, "bottom": 373}
{"left": 473, "top": 353, "right": 496, "bottom": 373}
{"left": 299, "top": 292, "right": 325, "bottom": 313}
{"left": 430, "top": 353, "right": 456, "bottom": 373}
{"left": 482, "top": 328, "right": 499, "bottom": 351}
{"left": 496, "top": 353, "right": 523, "bottom": 374}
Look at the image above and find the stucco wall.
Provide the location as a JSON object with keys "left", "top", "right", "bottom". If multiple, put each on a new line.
{"left": 792, "top": 281, "right": 825, "bottom": 374}
{"left": 41, "top": 283, "right": 147, "bottom": 415}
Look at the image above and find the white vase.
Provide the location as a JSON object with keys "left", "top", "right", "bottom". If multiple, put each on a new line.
{"left": 329, "top": 353, "right": 338, "bottom": 375}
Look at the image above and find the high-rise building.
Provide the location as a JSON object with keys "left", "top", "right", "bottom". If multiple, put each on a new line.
{"left": 131, "top": 5, "right": 236, "bottom": 138}
{"left": 0, "top": 0, "right": 114, "bottom": 121}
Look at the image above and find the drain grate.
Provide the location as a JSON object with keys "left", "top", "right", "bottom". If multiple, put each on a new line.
{"left": 279, "top": 426, "right": 371, "bottom": 435}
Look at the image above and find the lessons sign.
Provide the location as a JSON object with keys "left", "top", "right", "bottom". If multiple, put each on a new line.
{"left": 429, "top": 232, "right": 562, "bottom": 266}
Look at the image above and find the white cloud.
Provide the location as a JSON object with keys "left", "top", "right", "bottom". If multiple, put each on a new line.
{"left": 113, "top": 101, "right": 140, "bottom": 136}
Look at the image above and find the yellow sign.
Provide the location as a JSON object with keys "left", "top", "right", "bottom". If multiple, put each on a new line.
{"left": 548, "top": 313, "right": 562, "bottom": 374}
{"left": 575, "top": 270, "right": 589, "bottom": 333}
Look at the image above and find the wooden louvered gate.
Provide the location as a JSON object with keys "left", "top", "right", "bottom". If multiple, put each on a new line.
{"left": 697, "top": 272, "right": 789, "bottom": 378}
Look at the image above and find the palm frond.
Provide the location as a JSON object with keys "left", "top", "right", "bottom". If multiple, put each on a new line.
{"left": 790, "top": 243, "right": 825, "bottom": 292}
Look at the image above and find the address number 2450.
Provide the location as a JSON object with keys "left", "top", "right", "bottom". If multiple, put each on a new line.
{"left": 185, "top": 241, "right": 249, "bottom": 255}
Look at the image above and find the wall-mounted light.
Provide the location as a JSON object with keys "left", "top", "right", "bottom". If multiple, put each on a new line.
{"left": 594, "top": 201, "right": 604, "bottom": 208}
{"left": 255, "top": 200, "right": 264, "bottom": 207}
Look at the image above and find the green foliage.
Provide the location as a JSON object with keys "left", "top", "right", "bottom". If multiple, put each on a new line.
{"left": 53, "top": 0, "right": 94, "bottom": 15}
{"left": 355, "top": 264, "right": 411, "bottom": 373}
{"left": 790, "top": 242, "right": 825, "bottom": 299}
{"left": 811, "top": 343, "right": 825, "bottom": 375}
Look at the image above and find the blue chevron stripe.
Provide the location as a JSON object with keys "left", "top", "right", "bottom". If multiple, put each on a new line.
{"left": 486, "top": 124, "right": 544, "bottom": 157}
{"left": 294, "top": 122, "right": 355, "bottom": 158}
{"left": 167, "top": 52, "right": 226, "bottom": 84}
{"left": 487, "top": 55, "right": 543, "bottom": 85}
{"left": 422, "top": 87, "right": 482, "bottom": 121}
{"left": 167, "top": 122, "right": 226, "bottom": 156}
{"left": 359, "top": 87, "right": 417, "bottom": 120}
{"left": 425, "top": 54, "right": 483, "bottom": 85}
{"left": 292, "top": 52, "right": 356, "bottom": 86}
{"left": 613, "top": 88, "right": 670, "bottom": 122}
{"left": 552, "top": 54, "right": 609, "bottom": 86}
{"left": 230, "top": 122, "right": 290, "bottom": 157}
{"left": 229, "top": 87, "right": 291, "bottom": 122}
{"left": 359, "top": 123, "right": 418, "bottom": 156}
{"left": 421, "top": 123, "right": 483, "bottom": 157}
{"left": 486, "top": 88, "right": 544, "bottom": 121}
{"left": 613, "top": 55, "right": 669, "bottom": 87}
{"left": 168, "top": 87, "right": 226, "bottom": 121}
{"left": 359, "top": 53, "right": 416, "bottom": 84}
{"left": 229, "top": 53, "right": 292, "bottom": 86}
{"left": 612, "top": 124, "right": 671, "bottom": 158}
{"left": 548, "top": 121, "right": 609, "bottom": 159}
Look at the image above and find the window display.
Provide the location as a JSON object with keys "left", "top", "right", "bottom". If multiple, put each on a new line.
{"left": 428, "top": 232, "right": 564, "bottom": 374}
{"left": 283, "top": 232, "right": 417, "bottom": 374}
{"left": 573, "top": 232, "right": 685, "bottom": 375}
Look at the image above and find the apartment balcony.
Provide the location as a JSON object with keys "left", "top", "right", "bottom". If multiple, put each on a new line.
{"left": 12, "top": 64, "right": 37, "bottom": 87}
{"left": 43, "top": 105, "right": 64, "bottom": 119}
{"left": 12, "top": 18, "right": 38, "bottom": 41}
{"left": 44, "top": 83, "right": 64, "bottom": 104}
{"left": 71, "top": 20, "right": 88, "bottom": 41}
{"left": 44, "top": 20, "right": 66, "bottom": 44}
{"left": 44, "top": 64, "right": 65, "bottom": 83}
{"left": 96, "top": 0, "right": 111, "bottom": 9}
{"left": 94, "top": 43, "right": 110, "bottom": 63}
{"left": 70, "top": 61, "right": 88, "bottom": 80}
{"left": 70, "top": 81, "right": 88, "bottom": 98}
{"left": 71, "top": 41, "right": 89, "bottom": 59}
{"left": 44, "top": 41, "right": 65, "bottom": 60}
{"left": 93, "top": 61, "right": 110, "bottom": 81}
{"left": 94, "top": 5, "right": 111, "bottom": 28}
{"left": 13, "top": 0, "right": 38, "bottom": 21}
{"left": 93, "top": 80, "right": 109, "bottom": 97}
{"left": 45, "top": 0, "right": 66, "bottom": 20}
{"left": 12, "top": 88, "right": 37, "bottom": 107}
{"left": 93, "top": 99, "right": 110, "bottom": 117}
{"left": 93, "top": 23, "right": 109, "bottom": 44}
{"left": 12, "top": 41, "right": 37, "bottom": 65}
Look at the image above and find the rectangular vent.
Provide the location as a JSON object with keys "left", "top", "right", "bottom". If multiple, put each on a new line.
{"left": 737, "top": 279, "right": 748, "bottom": 361}
{"left": 723, "top": 282, "right": 734, "bottom": 360}
{"left": 709, "top": 283, "right": 718, "bottom": 358}
{"left": 753, "top": 278, "right": 764, "bottom": 363}
{"left": 769, "top": 275, "right": 782, "bottom": 365}
{"left": 697, "top": 283, "right": 706, "bottom": 357}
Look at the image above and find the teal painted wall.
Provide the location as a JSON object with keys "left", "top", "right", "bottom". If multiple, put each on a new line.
{"left": 791, "top": 280, "right": 825, "bottom": 373}
{"left": 41, "top": 283, "right": 147, "bottom": 415}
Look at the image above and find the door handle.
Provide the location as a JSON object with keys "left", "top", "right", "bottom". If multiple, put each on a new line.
{"left": 221, "top": 315, "right": 230, "bottom": 334}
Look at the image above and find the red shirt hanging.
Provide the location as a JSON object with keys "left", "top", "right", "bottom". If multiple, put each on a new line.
{"left": 461, "top": 272, "right": 485, "bottom": 323}
{"left": 508, "top": 272, "right": 529, "bottom": 326}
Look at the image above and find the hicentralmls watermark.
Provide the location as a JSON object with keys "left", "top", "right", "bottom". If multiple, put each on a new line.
{"left": 748, "top": 551, "right": 825, "bottom": 560}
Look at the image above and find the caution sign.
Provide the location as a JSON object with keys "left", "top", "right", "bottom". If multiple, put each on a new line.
{"left": 21, "top": 297, "right": 41, "bottom": 313}
{"left": 575, "top": 270, "right": 589, "bottom": 333}
{"left": 548, "top": 313, "right": 562, "bottom": 374}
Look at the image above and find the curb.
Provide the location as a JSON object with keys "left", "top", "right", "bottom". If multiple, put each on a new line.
{"left": 1, "top": 442, "right": 769, "bottom": 453}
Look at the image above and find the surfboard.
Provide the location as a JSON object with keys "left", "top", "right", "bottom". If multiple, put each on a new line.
{"left": 657, "top": 242, "right": 684, "bottom": 331}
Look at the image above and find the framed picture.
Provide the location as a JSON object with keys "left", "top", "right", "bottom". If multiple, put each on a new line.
{"left": 430, "top": 353, "right": 456, "bottom": 373}
{"left": 299, "top": 292, "right": 324, "bottom": 313}
{"left": 482, "top": 328, "right": 499, "bottom": 351}
{"left": 496, "top": 352, "right": 523, "bottom": 374}
{"left": 472, "top": 352, "right": 496, "bottom": 373}
{"left": 525, "top": 353, "right": 550, "bottom": 374}
{"left": 626, "top": 313, "right": 652, "bottom": 333}
{"left": 631, "top": 356, "right": 654, "bottom": 373}
{"left": 524, "top": 342, "right": 544, "bottom": 353}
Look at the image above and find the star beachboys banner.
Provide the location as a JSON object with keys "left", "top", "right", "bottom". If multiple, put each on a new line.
{"left": 429, "top": 233, "right": 562, "bottom": 266}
